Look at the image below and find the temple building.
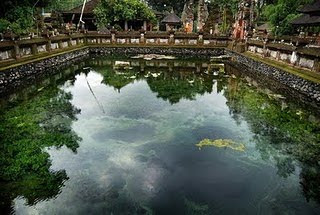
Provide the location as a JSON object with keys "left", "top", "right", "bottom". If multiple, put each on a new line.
{"left": 162, "top": 12, "right": 182, "bottom": 31}
{"left": 62, "top": 0, "right": 155, "bottom": 31}
{"left": 181, "top": 0, "right": 208, "bottom": 33}
{"left": 62, "top": 0, "right": 99, "bottom": 30}
{"left": 232, "top": 0, "right": 255, "bottom": 40}
{"left": 291, "top": 0, "right": 320, "bottom": 33}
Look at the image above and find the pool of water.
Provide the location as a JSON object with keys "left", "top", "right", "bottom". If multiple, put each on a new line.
{"left": 0, "top": 56, "right": 320, "bottom": 214}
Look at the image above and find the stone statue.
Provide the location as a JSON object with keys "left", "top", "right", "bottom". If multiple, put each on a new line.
{"left": 197, "top": 0, "right": 209, "bottom": 32}
{"left": 181, "top": 0, "right": 194, "bottom": 33}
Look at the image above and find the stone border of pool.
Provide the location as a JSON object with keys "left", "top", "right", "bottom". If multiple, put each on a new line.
{"left": 0, "top": 46, "right": 319, "bottom": 108}
{"left": 226, "top": 49, "right": 320, "bottom": 107}
{"left": 0, "top": 48, "right": 90, "bottom": 95}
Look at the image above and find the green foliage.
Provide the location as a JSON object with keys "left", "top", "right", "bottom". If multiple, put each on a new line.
{"left": 147, "top": 70, "right": 213, "bottom": 104}
{"left": 184, "top": 197, "right": 209, "bottom": 215}
{"left": 0, "top": 0, "right": 78, "bottom": 34}
{"left": 0, "top": 88, "right": 81, "bottom": 181}
{"left": 223, "top": 71, "right": 320, "bottom": 203}
{"left": 94, "top": 0, "right": 156, "bottom": 29}
{"left": 262, "top": 0, "right": 313, "bottom": 36}
{"left": 0, "top": 19, "right": 10, "bottom": 33}
{"left": 209, "top": 0, "right": 239, "bottom": 16}
{"left": 0, "top": 6, "right": 34, "bottom": 35}
{"left": 89, "top": 57, "right": 215, "bottom": 104}
{"left": 146, "top": 0, "right": 186, "bottom": 14}
{"left": 47, "top": 0, "right": 84, "bottom": 11}
{"left": 219, "top": 8, "right": 230, "bottom": 35}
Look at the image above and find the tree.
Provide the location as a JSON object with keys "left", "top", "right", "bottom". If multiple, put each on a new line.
{"left": 0, "top": 0, "right": 81, "bottom": 35}
{"left": 146, "top": 0, "right": 187, "bottom": 14}
{"left": 262, "top": 0, "right": 313, "bottom": 36}
{"left": 94, "top": 0, "right": 156, "bottom": 30}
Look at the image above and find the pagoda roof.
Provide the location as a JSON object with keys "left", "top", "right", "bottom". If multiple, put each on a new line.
{"left": 63, "top": 0, "right": 100, "bottom": 14}
{"left": 298, "top": 0, "right": 320, "bottom": 13}
{"left": 291, "top": 14, "right": 320, "bottom": 26}
{"left": 256, "top": 23, "right": 271, "bottom": 31}
{"left": 162, "top": 13, "right": 182, "bottom": 24}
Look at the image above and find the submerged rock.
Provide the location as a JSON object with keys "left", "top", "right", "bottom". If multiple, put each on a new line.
{"left": 196, "top": 139, "right": 245, "bottom": 152}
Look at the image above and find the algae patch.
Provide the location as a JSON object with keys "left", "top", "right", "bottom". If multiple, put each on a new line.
{"left": 196, "top": 139, "right": 245, "bottom": 152}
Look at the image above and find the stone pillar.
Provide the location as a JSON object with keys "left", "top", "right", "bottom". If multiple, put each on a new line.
{"left": 68, "top": 37, "right": 72, "bottom": 47}
{"left": 169, "top": 30, "right": 175, "bottom": 45}
{"left": 263, "top": 39, "right": 267, "bottom": 57}
{"left": 46, "top": 39, "right": 52, "bottom": 52}
{"left": 31, "top": 43, "right": 38, "bottom": 55}
{"left": 13, "top": 42, "right": 20, "bottom": 59}
{"left": 140, "top": 29, "right": 145, "bottom": 44}
{"left": 313, "top": 58, "right": 320, "bottom": 73}
{"left": 143, "top": 21, "right": 147, "bottom": 31}
{"left": 111, "top": 29, "right": 116, "bottom": 44}
{"left": 290, "top": 47, "right": 299, "bottom": 66}
{"left": 58, "top": 40, "right": 63, "bottom": 49}
{"left": 198, "top": 31, "right": 204, "bottom": 45}
{"left": 125, "top": 21, "right": 128, "bottom": 31}
{"left": 84, "top": 34, "right": 88, "bottom": 45}
{"left": 276, "top": 51, "right": 281, "bottom": 61}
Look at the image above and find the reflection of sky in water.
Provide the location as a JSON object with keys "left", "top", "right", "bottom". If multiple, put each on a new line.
{"left": 13, "top": 68, "right": 320, "bottom": 214}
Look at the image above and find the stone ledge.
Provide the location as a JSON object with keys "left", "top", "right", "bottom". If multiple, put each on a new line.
{"left": 226, "top": 49, "right": 320, "bottom": 108}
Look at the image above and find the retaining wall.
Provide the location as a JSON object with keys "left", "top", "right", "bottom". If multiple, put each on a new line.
{"left": 226, "top": 49, "right": 320, "bottom": 107}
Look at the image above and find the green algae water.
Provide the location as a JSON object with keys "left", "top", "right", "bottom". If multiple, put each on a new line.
{"left": 0, "top": 56, "right": 320, "bottom": 214}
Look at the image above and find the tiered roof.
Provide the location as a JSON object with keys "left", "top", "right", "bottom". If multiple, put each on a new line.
{"left": 162, "top": 13, "right": 182, "bottom": 24}
{"left": 292, "top": 0, "right": 320, "bottom": 26}
{"left": 298, "top": 0, "right": 320, "bottom": 13}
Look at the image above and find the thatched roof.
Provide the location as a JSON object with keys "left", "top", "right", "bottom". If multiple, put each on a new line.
{"left": 256, "top": 23, "right": 271, "bottom": 31}
{"left": 291, "top": 14, "right": 320, "bottom": 26}
{"left": 63, "top": 0, "right": 100, "bottom": 14}
{"left": 162, "top": 13, "right": 181, "bottom": 24}
{"left": 298, "top": 0, "right": 320, "bottom": 13}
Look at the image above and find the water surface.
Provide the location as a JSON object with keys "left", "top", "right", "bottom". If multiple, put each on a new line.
{"left": 0, "top": 56, "right": 320, "bottom": 214}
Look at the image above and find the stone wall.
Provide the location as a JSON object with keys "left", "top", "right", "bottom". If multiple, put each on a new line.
{"left": 0, "top": 34, "right": 85, "bottom": 62}
{"left": 1, "top": 44, "right": 319, "bottom": 108}
{"left": 0, "top": 46, "right": 225, "bottom": 96}
{"left": 246, "top": 39, "right": 320, "bottom": 72}
{"left": 0, "top": 32, "right": 230, "bottom": 64}
{"left": 226, "top": 49, "right": 320, "bottom": 108}
{"left": 90, "top": 47, "right": 225, "bottom": 57}
{"left": 0, "top": 49, "right": 89, "bottom": 95}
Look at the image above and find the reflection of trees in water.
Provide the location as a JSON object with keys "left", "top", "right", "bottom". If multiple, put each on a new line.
{"left": 0, "top": 88, "right": 81, "bottom": 213}
{"left": 147, "top": 71, "right": 214, "bottom": 104}
{"left": 223, "top": 71, "right": 320, "bottom": 204}
{"left": 91, "top": 58, "right": 219, "bottom": 104}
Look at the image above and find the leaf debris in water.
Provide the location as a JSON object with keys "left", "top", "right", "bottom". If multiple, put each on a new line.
{"left": 196, "top": 139, "right": 245, "bottom": 152}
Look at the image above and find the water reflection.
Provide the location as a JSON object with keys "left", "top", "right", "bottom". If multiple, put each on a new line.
{"left": 0, "top": 56, "right": 319, "bottom": 214}
{"left": 89, "top": 58, "right": 220, "bottom": 104}
{"left": 224, "top": 65, "right": 320, "bottom": 204}
{"left": 0, "top": 87, "right": 81, "bottom": 213}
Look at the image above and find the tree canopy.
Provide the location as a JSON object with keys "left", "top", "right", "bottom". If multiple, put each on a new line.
{"left": 262, "top": 0, "right": 313, "bottom": 35}
{"left": 94, "top": 0, "right": 156, "bottom": 30}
